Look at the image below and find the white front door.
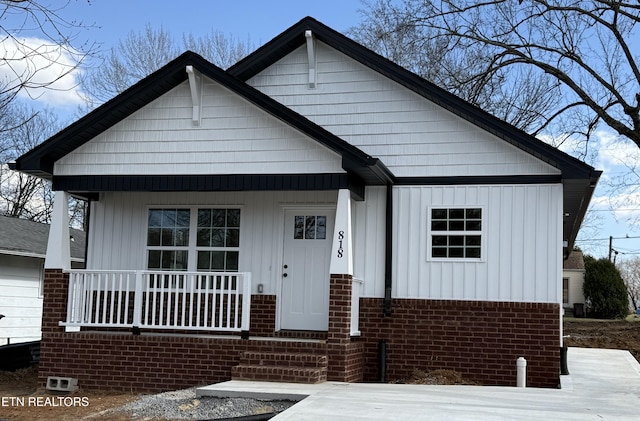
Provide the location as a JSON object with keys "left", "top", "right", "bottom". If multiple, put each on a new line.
{"left": 280, "top": 209, "right": 334, "bottom": 331}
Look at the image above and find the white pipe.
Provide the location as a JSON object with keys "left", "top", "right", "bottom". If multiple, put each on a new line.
{"left": 516, "top": 357, "right": 527, "bottom": 387}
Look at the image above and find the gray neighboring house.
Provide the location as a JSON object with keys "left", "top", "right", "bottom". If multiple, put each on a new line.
{"left": 0, "top": 216, "right": 85, "bottom": 345}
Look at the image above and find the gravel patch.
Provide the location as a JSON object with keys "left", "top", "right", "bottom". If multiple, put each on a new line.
{"left": 108, "top": 387, "right": 297, "bottom": 420}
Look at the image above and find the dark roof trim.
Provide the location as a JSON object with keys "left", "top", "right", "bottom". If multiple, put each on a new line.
{"left": 229, "top": 17, "right": 598, "bottom": 181}
{"left": 52, "top": 173, "right": 366, "bottom": 201}
{"left": 12, "top": 51, "right": 393, "bottom": 186}
{"left": 394, "top": 175, "right": 562, "bottom": 186}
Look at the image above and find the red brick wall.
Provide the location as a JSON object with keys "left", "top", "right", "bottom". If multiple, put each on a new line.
{"left": 41, "top": 270, "right": 560, "bottom": 390}
{"left": 358, "top": 298, "right": 561, "bottom": 388}
{"left": 326, "top": 274, "right": 364, "bottom": 382}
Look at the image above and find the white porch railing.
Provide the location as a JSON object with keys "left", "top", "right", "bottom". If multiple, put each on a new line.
{"left": 351, "top": 277, "right": 364, "bottom": 336}
{"left": 61, "top": 270, "right": 251, "bottom": 335}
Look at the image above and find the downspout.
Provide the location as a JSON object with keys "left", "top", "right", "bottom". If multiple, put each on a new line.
{"left": 383, "top": 183, "right": 393, "bottom": 317}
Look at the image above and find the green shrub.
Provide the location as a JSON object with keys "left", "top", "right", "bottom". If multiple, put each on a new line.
{"left": 583, "top": 256, "right": 629, "bottom": 319}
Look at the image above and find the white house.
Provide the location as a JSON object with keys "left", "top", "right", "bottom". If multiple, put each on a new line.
{"left": 0, "top": 216, "right": 85, "bottom": 345}
{"left": 11, "top": 17, "right": 600, "bottom": 391}
{"left": 563, "top": 250, "right": 586, "bottom": 316}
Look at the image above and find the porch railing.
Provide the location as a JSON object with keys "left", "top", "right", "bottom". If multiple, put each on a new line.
{"left": 60, "top": 270, "right": 251, "bottom": 335}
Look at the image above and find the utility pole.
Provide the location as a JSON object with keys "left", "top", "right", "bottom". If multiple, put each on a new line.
{"left": 609, "top": 236, "right": 613, "bottom": 261}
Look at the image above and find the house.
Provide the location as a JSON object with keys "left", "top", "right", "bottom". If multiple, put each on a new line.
{"left": 562, "top": 250, "right": 586, "bottom": 316}
{"left": 0, "top": 216, "right": 85, "bottom": 346}
{"left": 10, "top": 17, "right": 600, "bottom": 391}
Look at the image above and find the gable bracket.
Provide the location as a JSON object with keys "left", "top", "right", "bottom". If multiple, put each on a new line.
{"left": 186, "top": 65, "right": 202, "bottom": 126}
{"left": 305, "top": 30, "right": 316, "bottom": 88}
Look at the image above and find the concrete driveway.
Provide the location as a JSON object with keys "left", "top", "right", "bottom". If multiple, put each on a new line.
{"left": 198, "top": 347, "right": 640, "bottom": 420}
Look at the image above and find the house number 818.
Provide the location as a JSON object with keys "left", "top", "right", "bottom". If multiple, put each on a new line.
{"left": 337, "top": 230, "right": 344, "bottom": 258}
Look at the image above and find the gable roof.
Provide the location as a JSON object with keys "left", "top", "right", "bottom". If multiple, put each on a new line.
{"left": 10, "top": 17, "right": 600, "bottom": 256}
{"left": 563, "top": 250, "right": 585, "bottom": 270}
{"left": 10, "top": 51, "right": 393, "bottom": 186}
{"left": 229, "top": 17, "right": 599, "bottom": 182}
{"left": 228, "top": 16, "right": 601, "bottom": 256}
{"left": 0, "top": 216, "right": 85, "bottom": 261}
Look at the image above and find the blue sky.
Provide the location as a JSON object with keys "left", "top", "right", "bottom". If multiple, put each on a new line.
{"left": 71, "top": 0, "right": 363, "bottom": 49}
{"left": 3, "top": 0, "right": 639, "bottom": 259}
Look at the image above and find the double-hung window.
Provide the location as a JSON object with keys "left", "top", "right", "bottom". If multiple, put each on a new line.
{"left": 146, "top": 207, "right": 241, "bottom": 272}
{"left": 430, "top": 208, "right": 482, "bottom": 259}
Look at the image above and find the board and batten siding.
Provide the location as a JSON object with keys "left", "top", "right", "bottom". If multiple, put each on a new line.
{"left": 0, "top": 254, "right": 43, "bottom": 345}
{"left": 54, "top": 79, "right": 343, "bottom": 176}
{"left": 87, "top": 191, "right": 338, "bottom": 295}
{"left": 248, "top": 42, "right": 561, "bottom": 179}
{"left": 393, "top": 184, "right": 563, "bottom": 303}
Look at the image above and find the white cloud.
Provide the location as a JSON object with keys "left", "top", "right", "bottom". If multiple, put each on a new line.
{"left": 0, "top": 35, "right": 85, "bottom": 107}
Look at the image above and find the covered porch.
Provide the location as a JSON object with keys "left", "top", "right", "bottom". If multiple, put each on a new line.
{"left": 40, "top": 188, "right": 368, "bottom": 389}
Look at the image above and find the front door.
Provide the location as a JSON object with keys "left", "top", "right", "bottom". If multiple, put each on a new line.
{"left": 280, "top": 209, "right": 334, "bottom": 331}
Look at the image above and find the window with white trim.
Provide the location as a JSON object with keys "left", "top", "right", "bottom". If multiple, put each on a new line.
{"left": 430, "top": 208, "right": 482, "bottom": 259}
{"left": 146, "top": 207, "right": 240, "bottom": 272}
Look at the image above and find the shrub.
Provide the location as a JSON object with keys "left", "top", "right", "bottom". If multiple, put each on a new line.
{"left": 583, "top": 256, "right": 629, "bottom": 319}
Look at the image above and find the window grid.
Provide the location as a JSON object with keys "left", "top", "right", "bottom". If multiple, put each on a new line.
{"left": 431, "top": 208, "right": 482, "bottom": 259}
{"left": 146, "top": 208, "right": 240, "bottom": 272}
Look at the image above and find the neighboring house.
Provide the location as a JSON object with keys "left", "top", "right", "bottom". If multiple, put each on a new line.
{"left": 0, "top": 216, "right": 85, "bottom": 345}
{"left": 562, "top": 250, "right": 586, "bottom": 316}
{"left": 11, "top": 17, "right": 600, "bottom": 391}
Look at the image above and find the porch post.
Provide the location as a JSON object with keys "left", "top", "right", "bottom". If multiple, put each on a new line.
{"left": 327, "top": 189, "right": 363, "bottom": 382}
{"left": 330, "top": 189, "right": 353, "bottom": 275}
{"left": 45, "top": 191, "right": 71, "bottom": 270}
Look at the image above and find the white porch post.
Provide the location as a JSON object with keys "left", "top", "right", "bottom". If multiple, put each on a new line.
{"left": 45, "top": 191, "right": 71, "bottom": 270}
{"left": 330, "top": 189, "right": 353, "bottom": 275}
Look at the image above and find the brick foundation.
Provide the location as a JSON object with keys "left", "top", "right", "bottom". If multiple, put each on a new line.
{"left": 326, "top": 274, "right": 364, "bottom": 382}
{"left": 41, "top": 270, "right": 560, "bottom": 391}
{"left": 358, "top": 298, "right": 561, "bottom": 388}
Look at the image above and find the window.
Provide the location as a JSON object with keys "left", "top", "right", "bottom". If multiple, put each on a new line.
{"left": 146, "top": 207, "right": 240, "bottom": 272}
{"left": 563, "top": 277, "right": 569, "bottom": 304}
{"left": 293, "top": 215, "right": 327, "bottom": 240}
{"left": 196, "top": 209, "right": 240, "bottom": 272}
{"left": 430, "top": 208, "right": 482, "bottom": 259}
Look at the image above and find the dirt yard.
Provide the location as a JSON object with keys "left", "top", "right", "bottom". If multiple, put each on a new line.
{"left": 563, "top": 315, "right": 640, "bottom": 362}
{"left": 1, "top": 317, "right": 639, "bottom": 420}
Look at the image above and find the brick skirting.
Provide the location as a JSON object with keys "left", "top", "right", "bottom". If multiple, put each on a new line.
{"left": 358, "top": 298, "right": 561, "bottom": 388}
{"left": 41, "top": 270, "right": 560, "bottom": 390}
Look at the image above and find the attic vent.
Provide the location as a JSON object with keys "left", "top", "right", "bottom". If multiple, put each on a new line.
{"left": 305, "top": 30, "right": 316, "bottom": 88}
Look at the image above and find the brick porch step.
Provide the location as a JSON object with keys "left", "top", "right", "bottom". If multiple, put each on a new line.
{"left": 232, "top": 351, "right": 327, "bottom": 384}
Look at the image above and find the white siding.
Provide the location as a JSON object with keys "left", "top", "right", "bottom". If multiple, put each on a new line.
{"left": 88, "top": 185, "right": 561, "bottom": 304}
{"left": 248, "top": 42, "right": 560, "bottom": 178}
{"left": 391, "top": 184, "right": 563, "bottom": 303}
{"left": 352, "top": 186, "right": 387, "bottom": 297}
{"left": 54, "top": 79, "right": 343, "bottom": 176}
{"left": 564, "top": 270, "right": 585, "bottom": 307}
{"left": 87, "top": 191, "right": 338, "bottom": 294}
{"left": 0, "top": 254, "right": 43, "bottom": 345}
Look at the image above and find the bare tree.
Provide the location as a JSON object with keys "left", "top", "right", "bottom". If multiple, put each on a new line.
{"left": 81, "top": 24, "right": 255, "bottom": 108}
{"left": 0, "top": 103, "right": 59, "bottom": 222}
{"left": 0, "top": 0, "right": 97, "bottom": 113}
{"left": 351, "top": 0, "right": 640, "bottom": 155}
{"left": 616, "top": 257, "right": 640, "bottom": 311}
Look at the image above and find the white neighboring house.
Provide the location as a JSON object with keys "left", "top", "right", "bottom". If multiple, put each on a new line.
{"left": 562, "top": 250, "right": 586, "bottom": 316}
{"left": 0, "top": 216, "right": 85, "bottom": 345}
